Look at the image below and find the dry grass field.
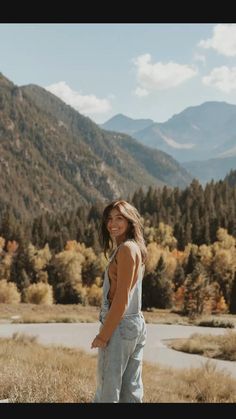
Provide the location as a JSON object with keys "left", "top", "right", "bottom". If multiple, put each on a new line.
{"left": 168, "top": 330, "right": 236, "bottom": 361}
{"left": 1, "top": 333, "right": 236, "bottom": 403}
{"left": 1, "top": 304, "right": 236, "bottom": 403}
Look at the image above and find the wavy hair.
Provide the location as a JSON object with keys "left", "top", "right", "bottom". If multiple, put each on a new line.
{"left": 99, "top": 200, "right": 147, "bottom": 263}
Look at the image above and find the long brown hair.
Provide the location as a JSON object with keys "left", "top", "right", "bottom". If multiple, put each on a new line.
{"left": 99, "top": 200, "right": 147, "bottom": 263}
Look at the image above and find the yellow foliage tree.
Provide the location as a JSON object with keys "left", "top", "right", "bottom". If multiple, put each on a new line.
{"left": 198, "top": 244, "right": 213, "bottom": 269}
{"left": 0, "top": 237, "right": 5, "bottom": 253}
{"left": 28, "top": 243, "right": 52, "bottom": 273}
{"left": 215, "top": 295, "right": 228, "bottom": 314}
{"left": 155, "top": 222, "right": 177, "bottom": 250}
{"left": 164, "top": 253, "right": 177, "bottom": 279}
{"left": 0, "top": 251, "right": 14, "bottom": 281}
{"left": 145, "top": 242, "right": 162, "bottom": 273}
{"left": 216, "top": 228, "right": 236, "bottom": 250}
{"left": 52, "top": 246, "right": 85, "bottom": 303}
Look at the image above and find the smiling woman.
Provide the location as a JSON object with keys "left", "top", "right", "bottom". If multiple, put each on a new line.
{"left": 107, "top": 209, "right": 129, "bottom": 244}
{"left": 91, "top": 199, "right": 147, "bottom": 403}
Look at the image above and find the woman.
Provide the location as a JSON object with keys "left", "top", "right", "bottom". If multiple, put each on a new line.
{"left": 91, "top": 199, "right": 147, "bottom": 403}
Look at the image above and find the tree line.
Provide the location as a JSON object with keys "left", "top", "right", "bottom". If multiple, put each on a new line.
{"left": 1, "top": 176, "right": 236, "bottom": 316}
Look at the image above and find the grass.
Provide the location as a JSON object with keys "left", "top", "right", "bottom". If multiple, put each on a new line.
{"left": 168, "top": 330, "right": 236, "bottom": 361}
{"left": 0, "top": 304, "right": 186, "bottom": 324}
{"left": 1, "top": 333, "right": 236, "bottom": 403}
{"left": 1, "top": 304, "right": 236, "bottom": 328}
{"left": 194, "top": 317, "right": 235, "bottom": 328}
{"left": 0, "top": 303, "right": 100, "bottom": 324}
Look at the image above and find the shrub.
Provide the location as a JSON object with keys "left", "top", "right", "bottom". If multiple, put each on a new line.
{"left": 0, "top": 279, "right": 21, "bottom": 303}
{"left": 87, "top": 284, "right": 102, "bottom": 306}
{"left": 23, "top": 283, "right": 54, "bottom": 305}
{"left": 195, "top": 318, "right": 234, "bottom": 328}
{"left": 74, "top": 283, "right": 88, "bottom": 305}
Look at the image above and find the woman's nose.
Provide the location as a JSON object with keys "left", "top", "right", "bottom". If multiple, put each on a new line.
{"left": 109, "top": 220, "right": 117, "bottom": 227}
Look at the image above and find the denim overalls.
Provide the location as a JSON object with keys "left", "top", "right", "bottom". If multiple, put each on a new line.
{"left": 94, "top": 240, "right": 147, "bottom": 403}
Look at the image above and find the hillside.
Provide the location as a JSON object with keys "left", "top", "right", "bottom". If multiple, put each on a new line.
{"left": 0, "top": 73, "right": 191, "bottom": 220}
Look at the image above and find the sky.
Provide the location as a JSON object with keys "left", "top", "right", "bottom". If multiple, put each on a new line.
{"left": 1, "top": 23, "right": 236, "bottom": 124}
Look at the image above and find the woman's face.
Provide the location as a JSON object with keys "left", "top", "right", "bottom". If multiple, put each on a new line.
{"left": 106, "top": 208, "right": 129, "bottom": 243}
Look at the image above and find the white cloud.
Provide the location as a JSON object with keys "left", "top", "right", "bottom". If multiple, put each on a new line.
{"left": 133, "top": 54, "right": 197, "bottom": 95}
{"left": 199, "top": 24, "right": 236, "bottom": 57}
{"left": 134, "top": 86, "right": 149, "bottom": 97}
{"left": 45, "top": 81, "right": 111, "bottom": 115}
{"left": 202, "top": 66, "right": 236, "bottom": 93}
{"left": 193, "top": 53, "right": 206, "bottom": 65}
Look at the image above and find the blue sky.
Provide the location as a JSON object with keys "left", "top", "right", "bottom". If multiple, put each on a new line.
{"left": 1, "top": 23, "right": 236, "bottom": 124}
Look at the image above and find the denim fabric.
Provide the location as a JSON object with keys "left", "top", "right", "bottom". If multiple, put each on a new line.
{"left": 94, "top": 241, "right": 147, "bottom": 403}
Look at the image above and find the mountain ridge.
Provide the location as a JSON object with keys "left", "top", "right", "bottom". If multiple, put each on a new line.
{"left": 102, "top": 101, "right": 236, "bottom": 183}
{"left": 0, "top": 73, "right": 191, "bottom": 220}
{"left": 102, "top": 101, "right": 236, "bottom": 162}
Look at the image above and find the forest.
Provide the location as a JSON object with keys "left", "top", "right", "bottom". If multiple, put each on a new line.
{"left": 1, "top": 176, "right": 236, "bottom": 317}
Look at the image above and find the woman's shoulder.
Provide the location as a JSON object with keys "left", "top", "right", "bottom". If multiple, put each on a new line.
{"left": 117, "top": 239, "right": 141, "bottom": 260}
{"left": 118, "top": 239, "right": 138, "bottom": 249}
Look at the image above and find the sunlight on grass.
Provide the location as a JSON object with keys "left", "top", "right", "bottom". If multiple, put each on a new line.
{"left": 1, "top": 334, "right": 236, "bottom": 403}
{"left": 169, "top": 330, "right": 236, "bottom": 361}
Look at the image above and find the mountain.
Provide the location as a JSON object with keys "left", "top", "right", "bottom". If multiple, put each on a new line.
{"left": 101, "top": 114, "right": 154, "bottom": 137}
{"left": 0, "top": 73, "right": 191, "bottom": 221}
{"left": 182, "top": 156, "right": 236, "bottom": 185}
{"left": 103, "top": 102, "right": 236, "bottom": 164}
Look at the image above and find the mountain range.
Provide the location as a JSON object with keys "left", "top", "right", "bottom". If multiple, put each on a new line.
{"left": 101, "top": 103, "right": 236, "bottom": 184}
{"left": 0, "top": 73, "right": 191, "bottom": 221}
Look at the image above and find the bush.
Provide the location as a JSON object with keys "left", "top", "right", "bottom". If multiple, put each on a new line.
{"left": 87, "top": 284, "right": 102, "bottom": 306}
{"left": 0, "top": 279, "right": 21, "bottom": 303}
{"left": 74, "top": 283, "right": 88, "bottom": 305}
{"left": 23, "top": 283, "right": 54, "bottom": 305}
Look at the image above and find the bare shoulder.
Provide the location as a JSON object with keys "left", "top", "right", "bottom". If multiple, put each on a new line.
{"left": 117, "top": 240, "right": 141, "bottom": 261}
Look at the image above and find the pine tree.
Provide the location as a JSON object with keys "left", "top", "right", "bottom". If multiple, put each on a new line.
{"left": 185, "top": 247, "right": 198, "bottom": 276}
{"left": 142, "top": 256, "right": 173, "bottom": 309}
{"left": 0, "top": 207, "right": 17, "bottom": 241}
{"left": 173, "top": 263, "right": 185, "bottom": 291}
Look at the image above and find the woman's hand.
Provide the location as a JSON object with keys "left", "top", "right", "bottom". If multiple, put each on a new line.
{"left": 91, "top": 335, "right": 107, "bottom": 349}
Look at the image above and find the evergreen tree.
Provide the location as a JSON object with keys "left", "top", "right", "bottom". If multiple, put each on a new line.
{"left": 173, "top": 263, "right": 185, "bottom": 291}
{"left": 0, "top": 207, "right": 17, "bottom": 242}
{"left": 185, "top": 247, "right": 198, "bottom": 276}
{"left": 183, "top": 263, "right": 208, "bottom": 318}
{"left": 192, "top": 205, "right": 201, "bottom": 245}
{"left": 142, "top": 256, "right": 173, "bottom": 309}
